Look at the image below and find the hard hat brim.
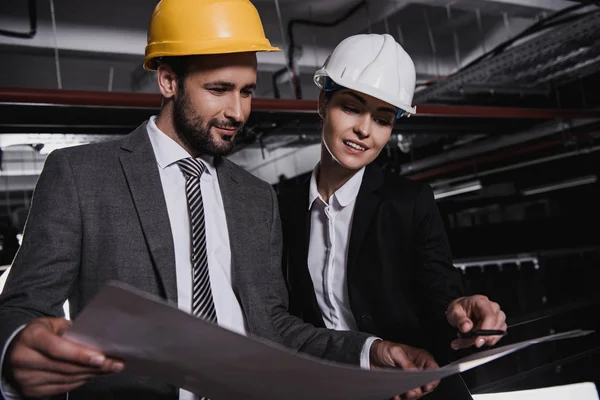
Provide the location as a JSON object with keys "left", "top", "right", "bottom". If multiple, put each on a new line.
{"left": 314, "top": 70, "right": 417, "bottom": 116}
{"left": 144, "top": 39, "right": 281, "bottom": 71}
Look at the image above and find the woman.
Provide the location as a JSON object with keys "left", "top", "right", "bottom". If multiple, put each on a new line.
{"left": 279, "top": 34, "right": 507, "bottom": 399}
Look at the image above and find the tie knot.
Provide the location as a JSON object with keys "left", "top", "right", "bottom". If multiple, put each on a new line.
{"left": 177, "top": 157, "right": 207, "bottom": 179}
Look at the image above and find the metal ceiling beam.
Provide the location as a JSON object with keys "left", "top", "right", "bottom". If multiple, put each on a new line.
{"left": 429, "top": 144, "right": 600, "bottom": 188}
{"left": 413, "top": 9, "right": 600, "bottom": 104}
{"left": 343, "top": 0, "right": 577, "bottom": 37}
{"left": 404, "top": 119, "right": 600, "bottom": 179}
{"left": 468, "top": 0, "right": 577, "bottom": 11}
{"left": 431, "top": 0, "right": 579, "bottom": 14}
{"left": 2, "top": 87, "right": 600, "bottom": 120}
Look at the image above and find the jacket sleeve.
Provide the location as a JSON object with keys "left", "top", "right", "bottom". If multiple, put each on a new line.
{"left": 0, "top": 149, "right": 82, "bottom": 354}
{"left": 261, "top": 186, "right": 371, "bottom": 366}
{"left": 412, "top": 183, "right": 464, "bottom": 361}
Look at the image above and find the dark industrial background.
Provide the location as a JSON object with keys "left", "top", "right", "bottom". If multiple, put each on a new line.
{"left": 0, "top": 0, "right": 599, "bottom": 395}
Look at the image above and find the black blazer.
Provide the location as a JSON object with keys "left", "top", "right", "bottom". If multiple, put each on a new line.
{"left": 279, "top": 163, "right": 472, "bottom": 399}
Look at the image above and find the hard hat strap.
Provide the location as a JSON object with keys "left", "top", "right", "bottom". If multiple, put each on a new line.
{"left": 322, "top": 76, "right": 344, "bottom": 92}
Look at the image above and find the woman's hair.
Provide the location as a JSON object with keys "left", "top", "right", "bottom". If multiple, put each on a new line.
{"left": 318, "top": 90, "right": 335, "bottom": 130}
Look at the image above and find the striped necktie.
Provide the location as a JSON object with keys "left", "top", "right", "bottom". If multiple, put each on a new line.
{"left": 177, "top": 157, "right": 217, "bottom": 324}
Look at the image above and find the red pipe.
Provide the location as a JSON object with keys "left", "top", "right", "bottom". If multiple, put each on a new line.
{"left": 0, "top": 88, "right": 318, "bottom": 112}
{"left": 1, "top": 87, "right": 599, "bottom": 119}
{"left": 0, "top": 87, "right": 162, "bottom": 108}
{"left": 407, "top": 129, "right": 599, "bottom": 181}
{"left": 413, "top": 105, "right": 600, "bottom": 119}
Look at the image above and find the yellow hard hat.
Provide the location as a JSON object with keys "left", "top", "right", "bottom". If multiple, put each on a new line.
{"left": 144, "top": 0, "right": 281, "bottom": 71}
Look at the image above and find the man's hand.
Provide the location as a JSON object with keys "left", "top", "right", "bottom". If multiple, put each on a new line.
{"left": 4, "top": 317, "right": 124, "bottom": 398}
{"left": 446, "top": 295, "right": 507, "bottom": 350}
{"left": 370, "top": 340, "right": 440, "bottom": 400}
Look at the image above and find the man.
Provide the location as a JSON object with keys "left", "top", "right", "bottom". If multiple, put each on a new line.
{"left": 279, "top": 34, "right": 507, "bottom": 400}
{"left": 0, "top": 2, "right": 442, "bottom": 399}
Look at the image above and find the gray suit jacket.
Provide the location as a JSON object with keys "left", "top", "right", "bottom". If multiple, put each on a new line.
{"left": 0, "top": 123, "right": 369, "bottom": 400}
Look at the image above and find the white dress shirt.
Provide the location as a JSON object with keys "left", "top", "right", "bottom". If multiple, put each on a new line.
{"left": 147, "top": 116, "right": 246, "bottom": 400}
{"left": 307, "top": 166, "right": 378, "bottom": 367}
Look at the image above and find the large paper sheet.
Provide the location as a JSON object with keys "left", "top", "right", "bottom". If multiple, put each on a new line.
{"left": 64, "top": 282, "right": 593, "bottom": 400}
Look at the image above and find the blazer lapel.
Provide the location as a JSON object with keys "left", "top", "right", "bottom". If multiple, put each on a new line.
{"left": 280, "top": 179, "right": 325, "bottom": 326}
{"left": 347, "top": 164, "right": 384, "bottom": 280}
{"left": 214, "top": 158, "right": 241, "bottom": 271}
{"left": 119, "top": 123, "right": 177, "bottom": 303}
{"left": 295, "top": 182, "right": 312, "bottom": 285}
{"left": 294, "top": 182, "right": 325, "bottom": 325}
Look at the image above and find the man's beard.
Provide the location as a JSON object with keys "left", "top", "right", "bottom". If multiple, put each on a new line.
{"left": 172, "top": 90, "right": 243, "bottom": 156}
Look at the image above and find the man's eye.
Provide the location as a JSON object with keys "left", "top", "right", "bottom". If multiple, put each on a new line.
{"left": 210, "top": 87, "right": 227, "bottom": 94}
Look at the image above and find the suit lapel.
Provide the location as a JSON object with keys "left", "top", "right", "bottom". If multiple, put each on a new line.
{"left": 296, "top": 182, "right": 325, "bottom": 323}
{"left": 347, "top": 164, "right": 384, "bottom": 280}
{"left": 282, "top": 180, "right": 325, "bottom": 326}
{"left": 214, "top": 158, "right": 241, "bottom": 271}
{"left": 119, "top": 123, "right": 177, "bottom": 303}
{"left": 296, "top": 182, "right": 312, "bottom": 282}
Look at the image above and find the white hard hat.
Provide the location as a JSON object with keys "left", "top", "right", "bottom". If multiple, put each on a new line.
{"left": 314, "top": 33, "right": 416, "bottom": 117}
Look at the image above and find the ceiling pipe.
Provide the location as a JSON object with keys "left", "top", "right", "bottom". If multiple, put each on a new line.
{"left": 2, "top": 87, "right": 600, "bottom": 119}
{"left": 401, "top": 119, "right": 595, "bottom": 175}
{"left": 406, "top": 124, "right": 600, "bottom": 181}
{"left": 282, "top": 0, "right": 369, "bottom": 99}
{"left": 0, "top": 0, "right": 37, "bottom": 39}
{"left": 429, "top": 144, "right": 600, "bottom": 188}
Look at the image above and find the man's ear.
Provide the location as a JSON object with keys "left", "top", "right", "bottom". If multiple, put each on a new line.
{"left": 156, "top": 64, "right": 179, "bottom": 99}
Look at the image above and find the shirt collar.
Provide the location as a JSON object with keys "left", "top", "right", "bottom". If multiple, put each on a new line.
{"left": 146, "top": 115, "right": 217, "bottom": 178}
{"left": 308, "top": 164, "right": 366, "bottom": 209}
{"left": 308, "top": 166, "right": 322, "bottom": 210}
